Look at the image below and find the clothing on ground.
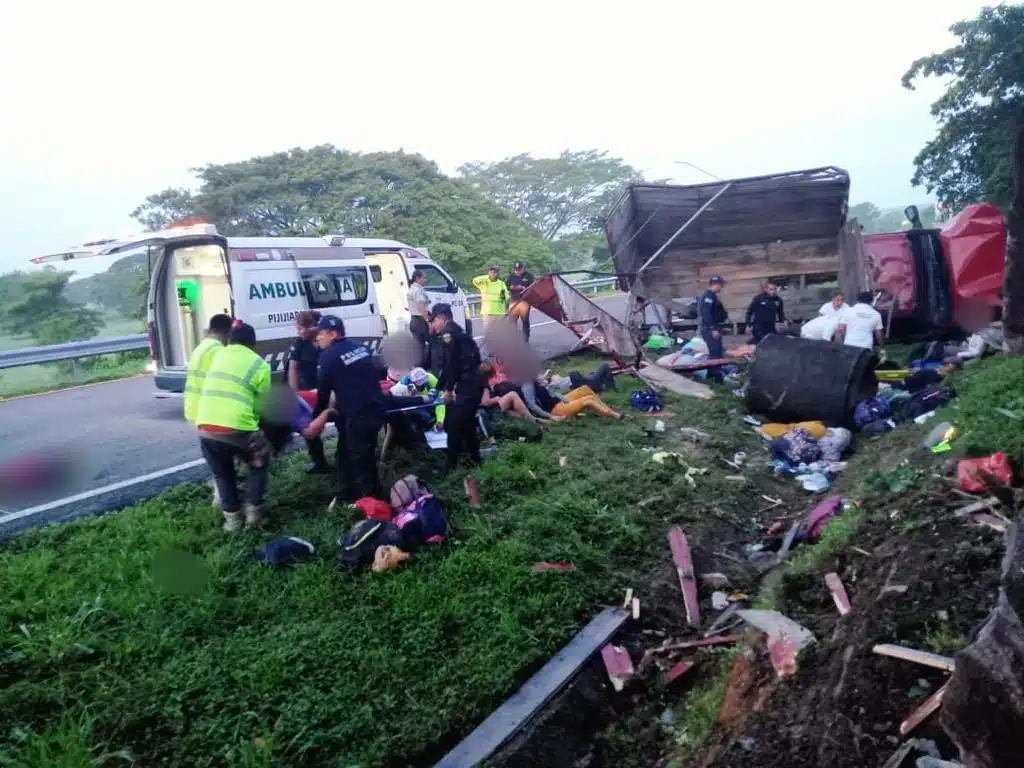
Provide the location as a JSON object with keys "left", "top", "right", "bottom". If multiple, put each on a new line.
{"left": 760, "top": 421, "right": 829, "bottom": 440}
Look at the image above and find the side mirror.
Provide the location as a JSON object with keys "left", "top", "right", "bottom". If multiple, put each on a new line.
{"left": 904, "top": 205, "right": 922, "bottom": 230}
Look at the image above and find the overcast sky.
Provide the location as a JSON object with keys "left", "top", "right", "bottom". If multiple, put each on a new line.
{"left": 0, "top": 0, "right": 989, "bottom": 278}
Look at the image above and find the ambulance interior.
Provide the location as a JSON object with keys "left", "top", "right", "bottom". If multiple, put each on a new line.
{"left": 154, "top": 243, "right": 231, "bottom": 368}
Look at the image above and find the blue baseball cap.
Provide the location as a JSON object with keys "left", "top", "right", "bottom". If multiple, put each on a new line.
{"left": 314, "top": 315, "right": 345, "bottom": 333}
{"left": 710, "top": 275, "right": 727, "bottom": 284}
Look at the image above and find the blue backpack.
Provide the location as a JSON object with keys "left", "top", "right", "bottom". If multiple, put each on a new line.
{"left": 630, "top": 389, "right": 662, "bottom": 413}
{"left": 392, "top": 495, "right": 448, "bottom": 551}
{"left": 853, "top": 396, "right": 891, "bottom": 429}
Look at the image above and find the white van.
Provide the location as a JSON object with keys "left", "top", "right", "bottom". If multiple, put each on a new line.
{"left": 33, "top": 221, "right": 471, "bottom": 395}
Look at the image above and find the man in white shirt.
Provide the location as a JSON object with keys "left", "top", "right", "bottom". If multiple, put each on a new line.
{"left": 407, "top": 270, "right": 430, "bottom": 367}
{"left": 800, "top": 314, "right": 840, "bottom": 342}
{"left": 819, "top": 293, "right": 849, "bottom": 318}
{"left": 836, "top": 291, "right": 884, "bottom": 350}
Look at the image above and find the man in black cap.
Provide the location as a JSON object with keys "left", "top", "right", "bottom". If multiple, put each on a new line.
{"left": 429, "top": 302, "right": 483, "bottom": 472}
{"left": 744, "top": 280, "right": 786, "bottom": 343}
{"left": 506, "top": 261, "right": 535, "bottom": 342}
{"left": 312, "top": 314, "right": 385, "bottom": 500}
{"left": 698, "top": 276, "right": 729, "bottom": 381}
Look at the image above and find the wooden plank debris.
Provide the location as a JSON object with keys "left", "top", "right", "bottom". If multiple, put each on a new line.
{"left": 952, "top": 497, "right": 1000, "bottom": 517}
{"left": 637, "top": 363, "right": 714, "bottom": 400}
{"left": 824, "top": 572, "right": 852, "bottom": 615}
{"left": 663, "top": 659, "right": 696, "bottom": 685}
{"left": 622, "top": 588, "right": 633, "bottom": 609}
{"left": 436, "top": 607, "right": 629, "bottom": 768}
{"left": 631, "top": 598, "right": 640, "bottom": 621}
{"left": 600, "top": 644, "right": 635, "bottom": 692}
{"left": 974, "top": 513, "right": 1008, "bottom": 533}
{"left": 668, "top": 527, "right": 701, "bottom": 628}
{"left": 900, "top": 682, "right": 949, "bottom": 735}
{"left": 872, "top": 644, "right": 956, "bottom": 672}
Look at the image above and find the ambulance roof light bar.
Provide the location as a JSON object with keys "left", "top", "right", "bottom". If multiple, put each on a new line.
{"left": 325, "top": 235, "right": 346, "bottom": 247}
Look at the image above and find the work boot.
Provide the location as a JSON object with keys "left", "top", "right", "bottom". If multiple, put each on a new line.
{"left": 243, "top": 503, "right": 264, "bottom": 528}
{"left": 222, "top": 510, "right": 243, "bottom": 534}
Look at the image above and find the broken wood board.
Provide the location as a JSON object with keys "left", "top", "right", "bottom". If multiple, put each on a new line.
{"left": 654, "top": 634, "right": 743, "bottom": 654}
{"left": 663, "top": 659, "right": 696, "bottom": 685}
{"left": 737, "top": 610, "right": 816, "bottom": 679}
{"left": 668, "top": 527, "right": 701, "bottom": 628}
{"left": 872, "top": 644, "right": 956, "bottom": 672}
{"left": 637, "top": 364, "right": 714, "bottom": 400}
{"left": 600, "top": 645, "right": 635, "bottom": 692}
{"left": 436, "top": 607, "right": 629, "bottom": 768}
{"left": 900, "top": 682, "right": 948, "bottom": 735}
{"left": 824, "top": 572, "right": 852, "bottom": 616}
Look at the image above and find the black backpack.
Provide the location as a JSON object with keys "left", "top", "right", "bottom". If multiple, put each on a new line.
{"left": 338, "top": 519, "right": 403, "bottom": 570}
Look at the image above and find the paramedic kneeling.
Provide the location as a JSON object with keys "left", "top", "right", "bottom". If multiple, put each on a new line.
{"left": 313, "top": 315, "right": 385, "bottom": 501}
{"left": 430, "top": 302, "right": 483, "bottom": 472}
{"left": 698, "top": 276, "right": 729, "bottom": 381}
{"left": 195, "top": 322, "right": 272, "bottom": 533}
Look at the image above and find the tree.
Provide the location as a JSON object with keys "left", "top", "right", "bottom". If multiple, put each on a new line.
{"left": 902, "top": 4, "right": 1024, "bottom": 211}
{"left": 0, "top": 268, "right": 102, "bottom": 346}
{"left": 849, "top": 201, "right": 940, "bottom": 234}
{"left": 132, "top": 146, "right": 554, "bottom": 283}
{"left": 457, "top": 150, "right": 645, "bottom": 241}
{"left": 64, "top": 252, "right": 151, "bottom": 325}
{"left": 1003, "top": 108, "right": 1024, "bottom": 354}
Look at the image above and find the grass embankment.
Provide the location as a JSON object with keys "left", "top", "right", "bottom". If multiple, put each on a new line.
{"left": 0, "top": 317, "right": 148, "bottom": 399}
{"left": 0, "top": 355, "right": 774, "bottom": 767}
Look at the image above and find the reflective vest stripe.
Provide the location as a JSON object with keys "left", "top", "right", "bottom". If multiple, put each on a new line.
{"left": 197, "top": 387, "right": 255, "bottom": 406}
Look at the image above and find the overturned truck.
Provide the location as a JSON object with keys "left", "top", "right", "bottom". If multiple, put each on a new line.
{"left": 605, "top": 167, "right": 1007, "bottom": 340}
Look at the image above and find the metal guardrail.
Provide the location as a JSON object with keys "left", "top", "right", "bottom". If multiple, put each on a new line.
{"left": 0, "top": 277, "right": 620, "bottom": 370}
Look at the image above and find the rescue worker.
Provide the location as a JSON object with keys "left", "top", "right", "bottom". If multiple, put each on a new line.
{"left": 698, "top": 276, "right": 729, "bottom": 381}
{"left": 312, "top": 315, "right": 385, "bottom": 501}
{"left": 506, "top": 261, "right": 535, "bottom": 342}
{"left": 430, "top": 302, "right": 483, "bottom": 472}
{"left": 745, "top": 280, "right": 786, "bottom": 343}
{"left": 287, "top": 310, "right": 329, "bottom": 473}
{"left": 407, "top": 269, "right": 431, "bottom": 367}
{"left": 195, "top": 322, "right": 272, "bottom": 533}
{"left": 472, "top": 265, "right": 509, "bottom": 332}
{"left": 183, "top": 313, "right": 233, "bottom": 424}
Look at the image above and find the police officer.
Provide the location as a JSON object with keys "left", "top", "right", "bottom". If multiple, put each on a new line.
{"left": 698, "top": 276, "right": 729, "bottom": 381}
{"left": 506, "top": 261, "right": 535, "bottom": 342}
{"left": 287, "top": 310, "right": 329, "bottom": 473}
{"left": 194, "top": 322, "right": 272, "bottom": 533}
{"left": 745, "top": 280, "right": 786, "bottom": 343}
{"left": 429, "top": 302, "right": 483, "bottom": 472}
{"left": 312, "top": 315, "right": 385, "bottom": 501}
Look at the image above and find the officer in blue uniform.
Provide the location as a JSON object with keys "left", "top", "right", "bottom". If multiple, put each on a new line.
{"left": 312, "top": 315, "right": 385, "bottom": 500}
{"left": 698, "top": 276, "right": 729, "bottom": 380}
{"left": 429, "top": 302, "right": 483, "bottom": 472}
{"left": 744, "top": 280, "right": 786, "bottom": 343}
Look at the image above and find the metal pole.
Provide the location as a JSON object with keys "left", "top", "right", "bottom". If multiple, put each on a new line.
{"left": 636, "top": 183, "right": 732, "bottom": 275}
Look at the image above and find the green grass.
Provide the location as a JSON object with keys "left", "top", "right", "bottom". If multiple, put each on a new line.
{"left": 939, "top": 355, "right": 1024, "bottom": 461}
{"left": 0, "top": 369, "right": 761, "bottom": 768}
{"left": 0, "top": 316, "right": 148, "bottom": 398}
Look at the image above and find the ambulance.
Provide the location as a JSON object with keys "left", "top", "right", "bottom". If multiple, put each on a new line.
{"left": 33, "top": 220, "right": 472, "bottom": 396}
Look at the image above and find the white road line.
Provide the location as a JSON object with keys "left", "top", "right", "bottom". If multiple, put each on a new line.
{"left": 0, "top": 459, "right": 206, "bottom": 526}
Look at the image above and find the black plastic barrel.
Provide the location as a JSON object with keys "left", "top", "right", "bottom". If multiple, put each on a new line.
{"left": 745, "top": 334, "right": 878, "bottom": 427}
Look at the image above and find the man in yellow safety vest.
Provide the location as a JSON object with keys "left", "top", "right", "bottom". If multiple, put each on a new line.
{"left": 195, "top": 321, "right": 272, "bottom": 533}
{"left": 472, "top": 265, "right": 509, "bottom": 332}
{"left": 183, "top": 314, "right": 234, "bottom": 424}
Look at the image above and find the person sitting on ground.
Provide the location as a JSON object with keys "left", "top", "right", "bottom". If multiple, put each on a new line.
{"left": 835, "top": 291, "right": 884, "bottom": 350}
{"left": 479, "top": 362, "right": 548, "bottom": 423}
{"left": 545, "top": 363, "right": 617, "bottom": 394}
{"left": 547, "top": 383, "right": 623, "bottom": 420}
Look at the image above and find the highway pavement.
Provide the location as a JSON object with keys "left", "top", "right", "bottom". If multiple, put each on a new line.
{"left": 0, "top": 296, "right": 628, "bottom": 535}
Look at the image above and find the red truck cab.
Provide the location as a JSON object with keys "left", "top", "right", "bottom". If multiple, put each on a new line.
{"left": 865, "top": 203, "right": 1006, "bottom": 337}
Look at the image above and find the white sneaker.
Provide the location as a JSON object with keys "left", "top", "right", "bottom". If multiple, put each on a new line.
{"left": 222, "top": 511, "right": 243, "bottom": 533}
{"left": 243, "top": 503, "right": 264, "bottom": 528}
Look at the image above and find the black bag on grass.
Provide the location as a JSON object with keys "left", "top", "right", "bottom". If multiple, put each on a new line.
{"left": 338, "top": 519, "right": 403, "bottom": 570}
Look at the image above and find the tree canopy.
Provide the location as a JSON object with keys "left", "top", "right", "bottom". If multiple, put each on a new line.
{"left": 902, "top": 3, "right": 1024, "bottom": 210}
{"left": 457, "top": 150, "right": 645, "bottom": 241}
{"left": 848, "top": 202, "right": 940, "bottom": 234}
{"left": 131, "top": 146, "right": 555, "bottom": 283}
{"left": 0, "top": 268, "right": 102, "bottom": 346}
